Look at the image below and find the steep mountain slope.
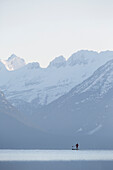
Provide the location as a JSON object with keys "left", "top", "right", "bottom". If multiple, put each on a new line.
{"left": 1, "top": 50, "right": 113, "bottom": 111}
{"left": 0, "top": 90, "right": 17, "bottom": 116}
{"left": 0, "top": 90, "right": 74, "bottom": 149}
{"left": 28, "top": 59, "right": 113, "bottom": 149}
{"left": 0, "top": 105, "right": 73, "bottom": 149}
{"left": 0, "top": 61, "right": 8, "bottom": 73}
{"left": 71, "top": 59, "right": 113, "bottom": 95}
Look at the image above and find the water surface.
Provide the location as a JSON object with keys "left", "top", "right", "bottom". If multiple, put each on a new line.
{"left": 0, "top": 150, "right": 113, "bottom": 161}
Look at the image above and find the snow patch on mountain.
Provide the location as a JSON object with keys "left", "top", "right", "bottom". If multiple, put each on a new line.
{"left": 72, "top": 59, "right": 113, "bottom": 97}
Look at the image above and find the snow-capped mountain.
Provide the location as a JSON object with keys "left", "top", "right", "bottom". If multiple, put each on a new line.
{"left": 1, "top": 54, "right": 113, "bottom": 149}
{"left": 1, "top": 54, "right": 26, "bottom": 70}
{"left": 1, "top": 50, "right": 113, "bottom": 110}
{"left": 27, "top": 59, "right": 113, "bottom": 148}
{"left": 68, "top": 59, "right": 113, "bottom": 96}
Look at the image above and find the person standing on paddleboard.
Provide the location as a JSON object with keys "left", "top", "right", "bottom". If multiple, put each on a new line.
{"left": 76, "top": 143, "right": 79, "bottom": 150}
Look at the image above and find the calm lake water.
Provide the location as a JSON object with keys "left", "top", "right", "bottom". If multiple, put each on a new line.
{"left": 0, "top": 150, "right": 113, "bottom": 170}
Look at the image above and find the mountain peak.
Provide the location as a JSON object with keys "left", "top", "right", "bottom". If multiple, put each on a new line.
{"left": 8, "top": 54, "right": 18, "bottom": 61}
{"left": 67, "top": 50, "right": 98, "bottom": 66}
{"left": 48, "top": 55, "right": 66, "bottom": 68}
{"left": 26, "top": 62, "right": 40, "bottom": 69}
{"left": 5, "top": 54, "right": 26, "bottom": 70}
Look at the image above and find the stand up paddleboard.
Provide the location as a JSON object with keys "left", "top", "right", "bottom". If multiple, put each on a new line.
{"left": 72, "top": 143, "right": 79, "bottom": 150}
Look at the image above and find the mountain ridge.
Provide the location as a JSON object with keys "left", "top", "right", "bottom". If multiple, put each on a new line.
{"left": 2, "top": 50, "right": 113, "bottom": 70}
{"left": 1, "top": 50, "right": 113, "bottom": 109}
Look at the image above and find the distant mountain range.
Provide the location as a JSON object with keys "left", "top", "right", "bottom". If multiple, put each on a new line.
{"left": 1, "top": 50, "right": 113, "bottom": 108}
{"left": 0, "top": 50, "right": 113, "bottom": 149}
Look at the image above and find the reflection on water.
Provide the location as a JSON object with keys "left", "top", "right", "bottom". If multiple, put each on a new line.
{"left": 0, "top": 150, "right": 113, "bottom": 161}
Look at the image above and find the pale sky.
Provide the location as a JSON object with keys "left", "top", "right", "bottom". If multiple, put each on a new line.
{"left": 1, "top": 0, "right": 113, "bottom": 67}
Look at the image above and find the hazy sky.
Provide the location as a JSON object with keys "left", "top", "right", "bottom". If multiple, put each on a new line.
{"left": 1, "top": 0, "right": 113, "bottom": 67}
